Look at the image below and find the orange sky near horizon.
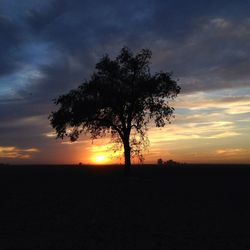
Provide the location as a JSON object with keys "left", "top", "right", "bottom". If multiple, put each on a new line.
{"left": 1, "top": 88, "right": 249, "bottom": 165}
{"left": 38, "top": 89, "right": 250, "bottom": 165}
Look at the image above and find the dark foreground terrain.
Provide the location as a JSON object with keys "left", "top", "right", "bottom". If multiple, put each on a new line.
{"left": 1, "top": 164, "right": 250, "bottom": 249}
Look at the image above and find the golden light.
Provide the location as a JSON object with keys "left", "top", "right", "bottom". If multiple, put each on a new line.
{"left": 88, "top": 141, "right": 123, "bottom": 165}
{"left": 95, "top": 155, "right": 105, "bottom": 164}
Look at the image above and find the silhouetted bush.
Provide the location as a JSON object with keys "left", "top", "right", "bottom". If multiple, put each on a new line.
{"left": 157, "top": 158, "right": 163, "bottom": 165}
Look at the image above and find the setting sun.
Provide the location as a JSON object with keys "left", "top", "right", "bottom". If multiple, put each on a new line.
{"left": 95, "top": 155, "right": 105, "bottom": 164}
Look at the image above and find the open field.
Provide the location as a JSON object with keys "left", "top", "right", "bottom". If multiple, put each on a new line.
{"left": 1, "top": 164, "right": 250, "bottom": 249}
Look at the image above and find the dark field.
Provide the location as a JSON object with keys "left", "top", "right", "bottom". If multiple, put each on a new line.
{"left": 1, "top": 164, "right": 250, "bottom": 249}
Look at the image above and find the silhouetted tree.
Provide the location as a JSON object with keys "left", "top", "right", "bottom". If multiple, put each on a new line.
{"left": 49, "top": 47, "right": 180, "bottom": 174}
{"left": 157, "top": 158, "right": 163, "bottom": 165}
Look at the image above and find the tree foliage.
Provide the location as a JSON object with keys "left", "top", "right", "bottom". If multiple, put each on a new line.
{"left": 49, "top": 47, "right": 180, "bottom": 171}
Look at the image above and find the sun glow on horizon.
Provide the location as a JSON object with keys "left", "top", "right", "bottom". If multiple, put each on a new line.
{"left": 86, "top": 141, "right": 123, "bottom": 165}
{"left": 94, "top": 155, "right": 106, "bottom": 164}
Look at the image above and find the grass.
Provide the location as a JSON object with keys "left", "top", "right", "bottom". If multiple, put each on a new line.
{"left": 1, "top": 164, "right": 250, "bottom": 249}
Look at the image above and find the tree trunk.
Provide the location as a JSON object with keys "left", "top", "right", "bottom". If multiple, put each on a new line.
{"left": 124, "top": 139, "right": 131, "bottom": 176}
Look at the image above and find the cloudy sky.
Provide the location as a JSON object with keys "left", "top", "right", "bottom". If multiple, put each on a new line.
{"left": 0, "top": 0, "right": 250, "bottom": 164}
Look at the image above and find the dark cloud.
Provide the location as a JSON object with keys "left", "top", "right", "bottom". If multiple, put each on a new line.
{"left": 171, "top": 17, "right": 250, "bottom": 92}
{"left": 0, "top": 15, "right": 24, "bottom": 75}
{"left": 26, "top": 1, "right": 70, "bottom": 32}
{"left": 20, "top": 0, "right": 250, "bottom": 95}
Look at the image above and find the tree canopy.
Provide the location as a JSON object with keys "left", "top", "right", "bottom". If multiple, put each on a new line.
{"left": 49, "top": 47, "right": 180, "bottom": 173}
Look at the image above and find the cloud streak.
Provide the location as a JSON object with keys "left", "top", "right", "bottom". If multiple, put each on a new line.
{"left": 175, "top": 92, "right": 250, "bottom": 116}
{"left": 0, "top": 146, "right": 39, "bottom": 159}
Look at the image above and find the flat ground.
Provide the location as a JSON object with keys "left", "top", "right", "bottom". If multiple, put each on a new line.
{"left": 1, "top": 164, "right": 250, "bottom": 249}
